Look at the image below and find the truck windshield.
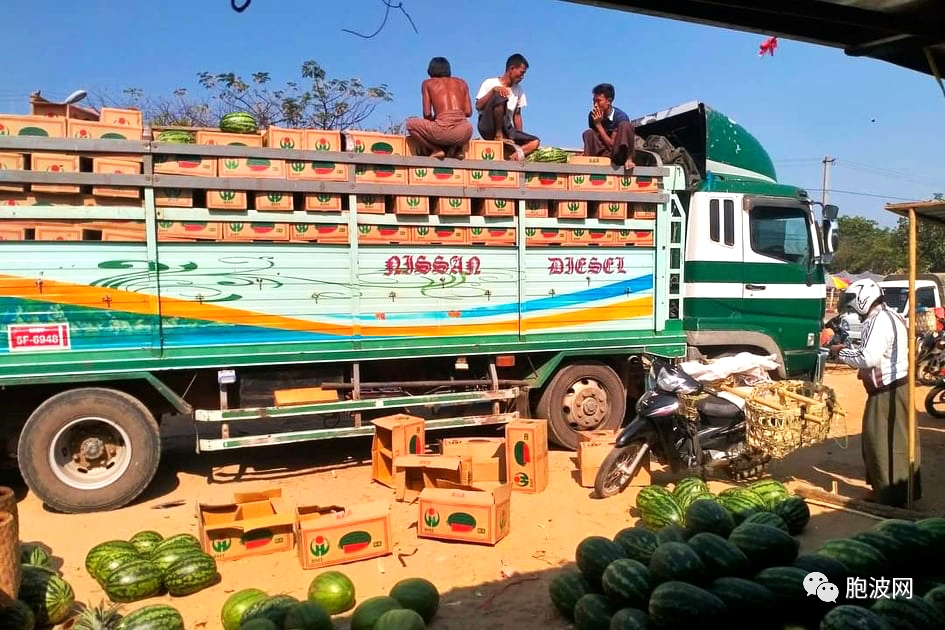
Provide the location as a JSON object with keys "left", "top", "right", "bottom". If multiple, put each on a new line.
{"left": 748, "top": 207, "right": 811, "bottom": 265}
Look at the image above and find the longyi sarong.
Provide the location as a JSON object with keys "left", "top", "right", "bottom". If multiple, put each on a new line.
{"left": 405, "top": 110, "right": 473, "bottom": 150}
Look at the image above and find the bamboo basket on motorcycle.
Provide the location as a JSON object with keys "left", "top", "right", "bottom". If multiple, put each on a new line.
{"left": 740, "top": 380, "right": 844, "bottom": 459}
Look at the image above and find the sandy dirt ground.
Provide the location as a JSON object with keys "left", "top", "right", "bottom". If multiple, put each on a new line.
{"left": 6, "top": 365, "right": 945, "bottom": 629}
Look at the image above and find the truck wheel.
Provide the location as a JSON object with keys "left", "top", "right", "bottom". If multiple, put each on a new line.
{"left": 17, "top": 388, "right": 161, "bottom": 514}
{"left": 536, "top": 362, "right": 626, "bottom": 450}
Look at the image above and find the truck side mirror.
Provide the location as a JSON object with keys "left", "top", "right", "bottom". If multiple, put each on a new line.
{"left": 823, "top": 204, "right": 839, "bottom": 220}
{"left": 822, "top": 218, "right": 838, "bottom": 263}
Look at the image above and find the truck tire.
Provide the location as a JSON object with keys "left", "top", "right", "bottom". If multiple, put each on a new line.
{"left": 536, "top": 361, "right": 627, "bottom": 450}
{"left": 17, "top": 388, "right": 161, "bottom": 514}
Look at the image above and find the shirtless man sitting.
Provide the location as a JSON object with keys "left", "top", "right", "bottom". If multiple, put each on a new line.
{"left": 475, "top": 53, "right": 540, "bottom": 158}
{"left": 404, "top": 57, "right": 474, "bottom": 159}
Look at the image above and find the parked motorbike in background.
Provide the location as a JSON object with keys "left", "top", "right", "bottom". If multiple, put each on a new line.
{"left": 915, "top": 326, "right": 945, "bottom": 386}
{"left": 593, "top": 355, "right": 767, "bottom": 499}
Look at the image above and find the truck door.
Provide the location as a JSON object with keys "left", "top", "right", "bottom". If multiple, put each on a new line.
{"left": 741, "top": 202, "right": 822, "bottom": 358}
{"left": 684, "top": 194, "right": 743, "bottom": 328}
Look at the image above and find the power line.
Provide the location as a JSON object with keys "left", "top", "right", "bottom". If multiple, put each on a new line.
{"left": 799, "top": 187, "right": 921, "bottom": 202}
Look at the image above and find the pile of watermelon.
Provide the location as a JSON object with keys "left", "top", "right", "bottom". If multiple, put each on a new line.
{"left": 222, "top": 571, "right": 440, "bottom": 630}
{"left": 549, "top": 476, "right": 945, "bottom": 629}
{"left": 0, "top": 542, "right": 76, "bottom": 628}
{"left": 85, "top": 530, "right": 220, "bottom": 604}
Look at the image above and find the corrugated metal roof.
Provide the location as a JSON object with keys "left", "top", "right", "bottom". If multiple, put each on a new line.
{"left": 563, "top": 0, "right": 945, "bottom": 77}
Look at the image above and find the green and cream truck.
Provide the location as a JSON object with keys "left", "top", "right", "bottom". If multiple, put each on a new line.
{"left": 0, "top": 100, "right": 838, "bottom": 512}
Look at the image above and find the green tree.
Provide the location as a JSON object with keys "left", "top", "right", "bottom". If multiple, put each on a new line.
{"left": 891, "top": 216, "right": 945, "bottom": 273}
{"left": 829, "top": 216, "right": 900, "bottom": 274}
{"left": 95, "top": 60, "right": 399, "bottom": 131}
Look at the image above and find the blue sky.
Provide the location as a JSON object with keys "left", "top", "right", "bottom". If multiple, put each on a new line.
{"left": 4, "top": 0, "right": 943, "bottom": 226}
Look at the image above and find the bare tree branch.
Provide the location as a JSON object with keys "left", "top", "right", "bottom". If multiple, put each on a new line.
{"left": 94, "top": 60, "right": 395, "bottom": 131}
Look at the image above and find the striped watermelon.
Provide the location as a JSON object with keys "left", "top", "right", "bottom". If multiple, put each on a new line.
{"left": 687, "top": 532, "right": 750, "bottom": 579}
{"left": 672, "top": 477, "right": 710, "bottom": 510}
{"left": 851, "top": 531, "right": 910, "bottom": 569}
{"left": 871, "top": 596, "right": 940, "bottom": 630}
{"left": 575, "top": 536, "right": 625, "bottom": 585}
{"left": 793, "top": 554, "right": 849, "bottom": 589}
{"left": 86, "top": 540, "right": 140, "bottom": 577}
{"left": 816, "top": 539, "right": 886, "bottom": 577}
{"left": 648, "top": 541, "right": 706, "bottom": 585}
{"left": 95, "top": 550, "right": 143, "bottom": 583}
{"left": 716, "top": 488, "right": 768, "bottom": 522}
{"left": 685, "top": 498, "right": 735, "bottom": 537}
{"left": 156, "top": 130, "right": 195, "bottom": 144}
{"left": 640, "top": 496, "right": 684, "bottom": 531}
{"left": 925, "top": 585, "right": 945, "bottom": 616}
{"left": 116, "top": 604, "right": 184, "bottom": 630}
{"left": 389, "top": 577, "right": 439, "bottom": 623}
{"left": 613, "top": 527, "right": 659, "bottom": 564}
{"left": 747, "top": 478, "right": 791, "bottom": 508}
{"left": 753, "top": 566, "right": 809, "bottom": 610}
{"left": 572, "top": 593, "right": 615, "bottom": 630}
{"left": 18, "top": 569, "right": 75, "bottom": 625}
{"left": 607, "top": 607, "right": 649, "bottom": 630}
{"left": 148, "top": 534, "right": 201, "bottom": 558}
{"left": 872, "top": 519, "right": 932, "bottom": 562}
{"left": 241, "top": 595, "right": 300, "bottom": 628}
{"left": 129, "top": 530, "right": 164, "bottom": 555}
{"left": 220, "top": 112, "right": 258, "bottom": 134}
{"left": 548, "top": 569, "right": 594, "bottom": 621}
{"left": 708, "top": 576, "right": 777, "bottom": 615}
{"left": 20, "top": 543, "right": 51, "bottom": 568}
{"left": 222, "top": 588, "right": 269, "bottom": 630}
{"left": 916, "top": 517, "right": 945, "bottom": 555}
{"left": 772, "top": 497, "right": 810, "bottom": 535}
{"left": 656, "top": 524, "right": 690, "bottom": 544}
{"left": 307, "top": 571, "right": 356, "bottom": 615}
{"left": 648, "top": 581, "right": 729, "bottom": 627}
{"left": 634, "top": 485, "right": 676, "bottom": 511}
{"left": 163, "top": 553, "right": 220, "bottom": 596}
{"left": 150, "top": 544, "right": 207, "bottom": 577}
{"left": 374, "top": 609, "right": 427, "bottom": 630}
{"left": 742, "top": 511, "right": 789, "bottom": 533}
{"left": 600, "top": 558, "right": 652, "bottom": 608}
{"left": 820, "top": 605, "right": 894, "bottom": 630}
{"left": 727, "top": 523, "right": 799, "bottom": 571}
{"left": 102, "top": 559, "right": 163, "bottom": 603}
{"left": 351, "top": 596, "right": 403, "bottom": 630}
{"left": 282, "top": 602, "right": 334, "bottom": 630}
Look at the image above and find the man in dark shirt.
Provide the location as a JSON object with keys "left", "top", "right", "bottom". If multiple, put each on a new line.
{"left": 582, "top": 83, "right": 635, "bottom": 168}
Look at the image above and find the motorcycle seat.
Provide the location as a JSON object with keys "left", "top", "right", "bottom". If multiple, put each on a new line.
{"left": 695, "top": 395, "right": 742, "bottom": 419}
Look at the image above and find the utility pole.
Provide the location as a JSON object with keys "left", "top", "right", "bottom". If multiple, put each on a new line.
{"left": 821, "top": 155, "right": 836, "bottom": 206}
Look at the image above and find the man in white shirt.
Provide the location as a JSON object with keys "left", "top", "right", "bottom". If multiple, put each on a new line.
{"left": 475, "top": 53, "right": 540, "bottom": 157}
{"left": 831, "top": 279, "right": 921, "bottom": 508}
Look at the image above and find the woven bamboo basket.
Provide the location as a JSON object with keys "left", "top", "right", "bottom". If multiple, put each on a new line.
{"left": 744, "top": 380, "right": 843, "bottom": 459}
{"left": 679, "top": 378, "right": 734, "bottom": 423}
{"left": 0, "top": 486, "right": 17, "bottom": 540}
{"left": 0, "top": 511, "right": 19, "bottom": 607}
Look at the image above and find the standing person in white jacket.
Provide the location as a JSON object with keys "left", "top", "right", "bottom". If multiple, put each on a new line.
{"left": 830, "top": 279, "right": 921, "bottom": 507}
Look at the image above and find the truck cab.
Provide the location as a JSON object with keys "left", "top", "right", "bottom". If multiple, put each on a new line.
{"left": 633, "top": 102, "right": 839, "bottom": 379}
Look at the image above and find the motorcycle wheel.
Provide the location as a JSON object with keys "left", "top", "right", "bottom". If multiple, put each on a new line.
{"left": 924, "top": 387, "right": 945, "bottom": 418}
{"left": 594, "top": 442, "right": 650, "bottom": 499}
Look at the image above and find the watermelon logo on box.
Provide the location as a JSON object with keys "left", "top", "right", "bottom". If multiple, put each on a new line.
{"left": 433, "top": 167, "right": 454, "bottom": 180}
{"left": 314, "top": 138, "right": 332, "bottom": 151}
{"left": 480, "top": 148, "right": 495, "bottom": 161}
{"left": 279, "top": 136, "right": 296, "bottom": 149}
{"left": 240, "top": 528, "right": 274, "bottom": 550}
{"left": 447, "top": 512, "right": 476, "bottom": 533}
{"left": 211, "top": 538, "right": 232, "bottom": 553}
{"left": 309, "top": 535, "right": 330, "bottom": 558}
{"left": 267, "top": 193, "right": 283, "bottom": 203}
{"left": 409, "top": 435, "right": 420, "bottom": 454}
{"left": 514, "top": 472, "right": 531, "bottom": 487}
{"left": 311, "top": 161, "right": 336, "bottom": 175}
{"left": 339, "top": 531, "right": 372, "bottom": 554}
{"left": 513, "top": 440, "right": 531, "bottom": 466}
{"left": 424, "top": 508, "right": 440, "bottom": 528}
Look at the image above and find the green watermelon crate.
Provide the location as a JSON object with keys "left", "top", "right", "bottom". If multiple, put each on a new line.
{"left": 197, "top": 488, "right": 295, "bottom": 561}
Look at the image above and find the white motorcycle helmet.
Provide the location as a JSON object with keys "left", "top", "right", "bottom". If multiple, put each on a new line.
{"left": 844, "top": 279, "right": 883, "bottom": 316}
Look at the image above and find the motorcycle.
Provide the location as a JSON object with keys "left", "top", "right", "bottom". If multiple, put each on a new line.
{"left": 925, "top": 377, "right": 945, "bottom": 418}
{"left": 915, "top": 325, "right": 945, "bottom": 386}
{"left": 593, "top": 355, "right": 768, "bottom": 499}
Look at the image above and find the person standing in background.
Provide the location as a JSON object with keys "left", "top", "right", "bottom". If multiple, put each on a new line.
{"left": 830, "top": 278, "right": 921, "bottom": 508}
